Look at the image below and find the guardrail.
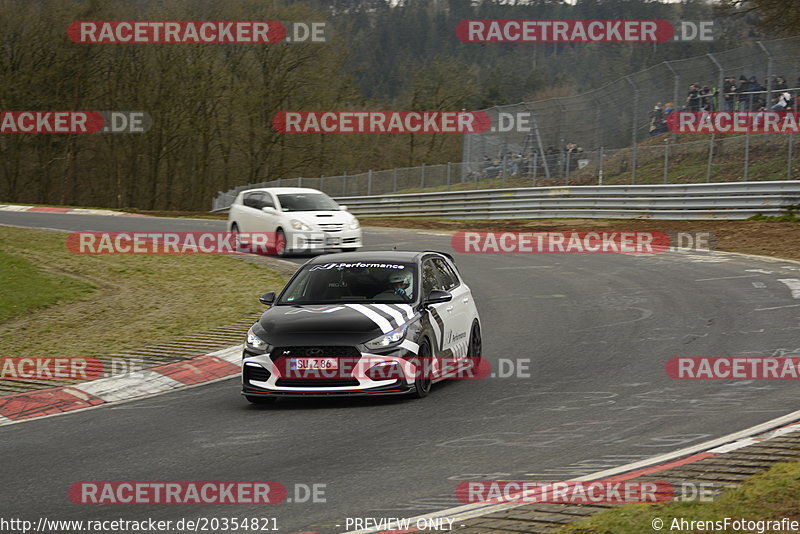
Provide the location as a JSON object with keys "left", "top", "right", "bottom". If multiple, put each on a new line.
{"left": 332, "top": 181, "right": 800, "bottom": 220}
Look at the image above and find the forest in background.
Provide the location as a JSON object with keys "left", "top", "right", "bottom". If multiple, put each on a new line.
{"left": 0, "top": 0, "right": 782, "bottom": 210}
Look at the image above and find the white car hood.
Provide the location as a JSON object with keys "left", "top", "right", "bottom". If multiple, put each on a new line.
{"left": 289, "top": 210, "right": 356, "bottom": 227}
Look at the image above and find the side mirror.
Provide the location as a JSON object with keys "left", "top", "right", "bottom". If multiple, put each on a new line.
{"left": 423, "top": 289, "right": 452, "bottom": 306}
{"left": 339, "top": 205, "right": 348, "bottom": 211}
{"left": 261, "top": 206, "right": 277, "bottom": 214}
{"left": 258, "top": 291, "right": 276, "bottom": 306}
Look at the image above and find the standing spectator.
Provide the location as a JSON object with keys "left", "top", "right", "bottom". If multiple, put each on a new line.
{"left": 723, "top": 77, "right": 737, "bottom": 111}
{"left": 686, "top": 83, "right": 701, "bottom": 111}
{"left": 648, "top": 103, "right": 666, "bottom": 136}
{"left": 747, "top": 76, "right": 765, "bottom": 110}
{"left": 664, "top": 102, "right": 676, "bottom": 120}
{"left": 737, "top": 75, "right": 749, "bottom": 111}
{"left": 510, "top": 153, "right": 521, "bottom": 176}
{"left": 699, "top": 85, "right": 715, "bottom": 111}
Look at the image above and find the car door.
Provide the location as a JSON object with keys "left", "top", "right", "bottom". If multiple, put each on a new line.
{"left": 421, "top": 257, "right": 455, "bottom": 365}
{"left": 256, "top": 192, "right": 279, "bottom": 233}
{"left": 239, "top": 192, "right": 264, "bottom": 232}
{"left": 431, "top": 257, "right": 471, "bottom": 359}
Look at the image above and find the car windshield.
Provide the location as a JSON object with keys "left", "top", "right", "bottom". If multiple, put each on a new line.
{"left": 277, "top": 261, "right": 416, "bottom": 304}
{"left": 277, "top": 193, "right": 339, "bottom": 212}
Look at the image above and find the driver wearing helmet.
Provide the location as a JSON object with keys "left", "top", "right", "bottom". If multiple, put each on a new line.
{"left": 374, "top": 271, "right": 412, "bottom": 300}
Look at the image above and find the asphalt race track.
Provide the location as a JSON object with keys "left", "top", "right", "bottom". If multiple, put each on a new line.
{"left": 2, "top": 211, "right": 800, "bottom": 533}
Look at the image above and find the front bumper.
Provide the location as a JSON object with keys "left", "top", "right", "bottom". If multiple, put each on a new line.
{"left": 241, "top": 342, "right": 420, "bottom": 397}
{"left": 287, "top": 229, "right": 362, "bottom": 252}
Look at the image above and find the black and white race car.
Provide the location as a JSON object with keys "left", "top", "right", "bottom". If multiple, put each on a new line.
{"left": 241, "top": 251, "right": 482, "bottom": 403}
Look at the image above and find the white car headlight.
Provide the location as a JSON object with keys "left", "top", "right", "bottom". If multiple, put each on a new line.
{"left": 246, "top": 325, "right": 269, "bottom": 351}
{"left": 349, "top": 218, "right": 360, "bottom": 230}
{"left": 365, "top": 325, "right": 407, "bottom": 350}
{"left": 291, "top": 219, "right": 312, "bottom": 231}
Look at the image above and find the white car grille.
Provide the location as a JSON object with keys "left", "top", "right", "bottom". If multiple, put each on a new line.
{"left": 318, "top": 223, "right": 344, "bottom": 233}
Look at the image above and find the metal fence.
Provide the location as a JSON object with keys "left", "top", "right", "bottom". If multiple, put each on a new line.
{"left": 211, "top": 36, "right": 800, "bottom": 211}
{"left": 211, "top": 132, "right": 798, "bottom": 211}
{"left": 212, "top": 163, "right": 475, "bottom": 211}
{"left": 462, "top": 36, "right": 800, "bottom": 176}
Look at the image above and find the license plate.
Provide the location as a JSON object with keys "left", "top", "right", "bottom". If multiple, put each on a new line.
{"left": 325, "top": 237, "right": 340, "bottom": 245}
{"left": 291, "top": 358, "right": 338, "bottom": 371}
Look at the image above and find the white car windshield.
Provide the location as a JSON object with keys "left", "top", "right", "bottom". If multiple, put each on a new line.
{"left": 278, "top": 262, "right": 416, "bottom": 304}
{"left": 277, "top": 193, "right": 339, "bottom": 212}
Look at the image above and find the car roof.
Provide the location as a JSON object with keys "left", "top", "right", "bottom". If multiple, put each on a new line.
{"left": 240, "top": 187, "right": 327, "bottom": 195}
{"left": 305, "top": 250, "right": 449, "bottom": 265}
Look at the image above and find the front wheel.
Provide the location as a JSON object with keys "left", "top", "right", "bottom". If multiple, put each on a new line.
{"left": 275, "top": 229, "right": 288, "bottom": 257}
{"left": 468, "top": 321, "right": 482, "bottom": 359}
{"left": 231, "top": 223, "right": 245, "bottom": 251}
{"left": 410, "top": 339, "right": 433, "bottom": 399}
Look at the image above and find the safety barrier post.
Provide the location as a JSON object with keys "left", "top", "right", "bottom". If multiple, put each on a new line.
{"left": 625, "top": 76, "right": 639, "bottom": 184}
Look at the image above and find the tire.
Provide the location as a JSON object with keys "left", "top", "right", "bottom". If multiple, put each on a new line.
{"left": 231, "top": 223, "right": 245, "bottom": 251}
{"left": 410, "top": 339, "right": 433, "bottom": 398}
{"left": 468, "top": 321, "right": 482, "bottom": 359}
{"left": 342, "top": 247, "right": 358, "bottom": 252}
{"left": 245, "top": 395, "right": 277, "bottom": 405}
{"left": 275, "top": 228, "right": 288, "bottom": 257}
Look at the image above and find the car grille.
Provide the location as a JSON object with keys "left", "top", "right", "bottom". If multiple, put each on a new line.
{"left": 274, "top": 378, "right": 359, "bottom": 388}
{"left": 270, "top": 346, "right": 361, "bottom": 361}
{"left": 271, "top": 347, "right": 363, "bottom": 384}
{"left": 318, "top": 223, "right": 344, "bottom": 233}
{"left": 244, "top": 365, "right": 270, "bottom": 383}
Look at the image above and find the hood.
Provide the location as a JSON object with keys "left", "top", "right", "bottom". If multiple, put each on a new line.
{"left": 259, "top": 303, "right": 413, "bottom": 346}
{"left": 290, "top": 210, "right": 355, "bottom": 228}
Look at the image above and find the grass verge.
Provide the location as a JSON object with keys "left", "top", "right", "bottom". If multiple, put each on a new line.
{"left": 0, "top": 250, "right": 95, "bottom": 322}
{"left": 0, "top": 225, "right": 286, "bottom": 359}
{"left": 558, "top": 462, "right": 800, "bottom": 533}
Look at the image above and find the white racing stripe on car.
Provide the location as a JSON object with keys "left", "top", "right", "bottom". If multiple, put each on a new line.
{"left": 285, "top": 306, "right": 346, "bottom": 315}
{"left": 345, "top": 304, "right": 393, "bottom": 334}
{"left": 393, "top": 303, "right": 415, "bottom": 320}
{"left": 371, "top": 304, "right": 406, "bottom": 329}
{"left": 71, "top": 371, "right": 183, "bottom": 402}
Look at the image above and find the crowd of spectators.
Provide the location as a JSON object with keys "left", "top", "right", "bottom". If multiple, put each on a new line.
{"left": 478, "top": 144, "right": 586, "bottom": 179}
{"left": 474, "top": 74, "right": 800, "bottom": 179}
{"left": 649, "top": 74, "right": 800, "bottom": 136}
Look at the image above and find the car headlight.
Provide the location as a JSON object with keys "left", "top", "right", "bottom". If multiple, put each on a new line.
{"left": 246, "top": 325, "right": 270, "bottom": 352}
{"left": 364, "top": 325, "right": 407, "bottom": 350}
{"left": 349, "top": 218, "right": 360, "bottom": 230}
{"left": 291, "top": 219, "right": 312, "bottom": 231}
